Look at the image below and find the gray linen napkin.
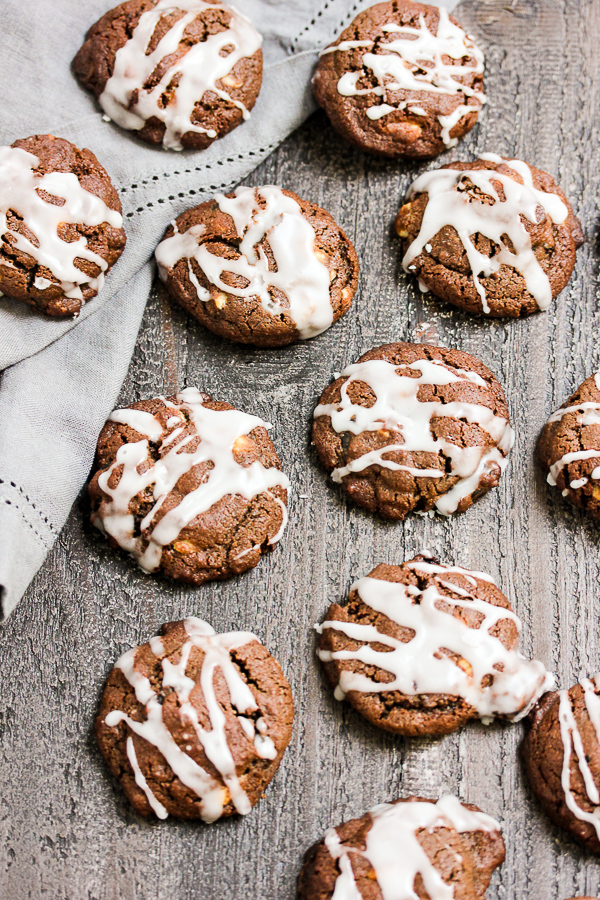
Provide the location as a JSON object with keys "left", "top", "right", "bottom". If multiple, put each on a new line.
{"left": 0, "top": 0, "right": 457, "bottom": 618}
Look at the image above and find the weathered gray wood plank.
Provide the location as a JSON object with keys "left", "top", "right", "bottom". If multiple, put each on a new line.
{"left": 2, "top": 1, "right": 600, "bottom": 896}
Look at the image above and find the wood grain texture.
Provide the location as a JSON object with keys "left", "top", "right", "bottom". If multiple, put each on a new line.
{"left": 2, "top": 1, "right": 600, "bottom": 896}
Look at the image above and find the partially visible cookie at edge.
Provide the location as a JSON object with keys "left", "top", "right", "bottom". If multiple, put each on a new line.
{"left": 538, "top": 372, "right": 600, "bottom": 518}
{"left": 155, "top": 185, "right": 359, "bottom": 347}
{"left": 96, "top": 617, "right": 294, "bottom": 820}
{"left": 521, "top": 676, "right": 600, "bottom": 854}
{"left": 313, "top": 0, "right": 485, "bottom": 159}
{"left": 0, "top": 134, "right": 125, "bottom": 317}
{"left": 297, "top": 795, "right": 505, "bottom": 900}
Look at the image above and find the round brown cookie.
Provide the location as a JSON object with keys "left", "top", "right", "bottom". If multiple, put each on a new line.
{"left": 96, "top": 617, "right": 294, "bottom": 820}
{"left": 155, "top": 186, "right": 359, "bottom": 347}
{"left": 396, "top": 157, "right": 584, "bottom": 317}
{"left": 88, "top": 387, "right": 288, "bottom": 584}
{"left": 521, "top": 678, "right": 600, "bottom": 854}
{"left": 538, "top": 373, "right": 600, "bottom": 518}
{"left": 317, "top": 553, "right": 536, "bottom": 737}
{"left": 312, "top": 0, "right": 485, "bottom": 159}
{"left": 73, "top": 0, "right": 263, "bottom": 151}
{"left": 0, "top": 134, "right": 125, "bottom": 317}
{"left": 312, "top": 341, "right": 513, "bottom": 520}
{"left": 297, "top": 795, "right": 505, "bottom": 900}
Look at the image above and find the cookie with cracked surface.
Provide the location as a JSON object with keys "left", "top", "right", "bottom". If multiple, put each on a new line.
{"left": 73, "top": 0, "right": 263, "bottom": 151}
{"left": 312, "top": 0, "right": 485, "bottom": 159}
{"left": 88, "top": 386, "right": 289, "bottom": 584}
{"left": 155, "top": 185, "right": 359, "bottom": 347}
{"left": 396, "top": 155, "right": 584, "bottom": 317}
{"left": 96, "top": 617, "right": 294, "bottom": 820}
{"left": 317, "top": 554, "right": 554, "bottom": 737}
{"left": 0, "top": 134, "right": 125, "bottom": 317}
{"left": 297, "top": 795, "right": 505, "bottom": 900}
{"left": 312, "top": 341, "right": 514, "bottom": 520}
{"left": 522, "top": 676, "right": 600, "bottom": 854}
{"left": 538, "top": 372, "right": 600, "bottom": 518}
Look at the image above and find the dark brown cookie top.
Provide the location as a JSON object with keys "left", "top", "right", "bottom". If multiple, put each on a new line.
{"left": 317, "top": 554, "right": 553, "bottom": 737}
{"left": 312, "top": 341, "right": 514, "bottom": 520}
{"left": 89, "top": 387, "right": 289, "bottom": 584}
{"left": 396, "top": 155, "right": 584, "bottom": 317}
{"left": 0, "top": 134, "right": 125, "bottom": 317}
{"left": 297, "top": 795, "right": 505, "bottom": 900}
{"left": 538, "top": 372, "right": 600, "bottom": 518}
{"left": 522, "top": 677, "right": 600, "bottom": 854}
{"left": 155, "top": 185, "right": 359, "bottom": 347}
{"left": 96, "top": 617, "right": 294, "bottom": 821}
{"left": 312, "top": 0, "right": 485, "bottom": 159}
{"left": 73, "top": 0, "right": 263, "bottom": 150}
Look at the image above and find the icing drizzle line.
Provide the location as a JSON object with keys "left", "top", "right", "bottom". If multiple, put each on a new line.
{"left": 93, "top": 387, "right": 289, "bottom": 573}
{"left": 155, "top": 186, "right": 334, "bottom": 338}
{"left": 317, "top": 558, "right": 554, "bottom": 722}
{"left": 402, "top": 154, "right": 569, "bottom": 314}
{"left": 99, "top": 0, "right": 262, "bottom": 151}
{"left": 322, "top": 9, "right": 485, "bottom": 148}
{"left": 313, "top": 355, "right": 514, "bottom": 516}
{"left": 0, "top": 146, "right": 122, "bottom": 301}
{"left": 324, "top": 795, "right": 500, "bottom": 900}
{"left": 105, "top": 617, "right": 278, "bottom": 822}
{"left": 558, "top": 676, "right": 600, "bottom": 840}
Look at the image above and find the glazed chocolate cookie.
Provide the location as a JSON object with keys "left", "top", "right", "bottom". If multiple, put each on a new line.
{"left": 155, "top": 185, "right": 359, "bottom": 347}
{"left": 73, "top": 0, "right": 263, "bottom": 151}
{"left": 312, "top": 341, "right": 514, "bottom": 519}
{"left": 88, "top": 387, "right": 289, "bottom": 584}
{"left": 297, "top": 795, "right": 505, "bottom": 899}
{"left": 317, "top": 554, "right": 553, "bottom": 737}
{"left": 397, "top": 155, "right": 583, "bottom": 317}
{"left": 312, "top": 0, "right": 485, "bottom": 159}
{"left": 97, "top": 617, "right": 293, "bottom": 820}
{"left": 538, "top": 372, "right": 600, "bottom": 518}
{"left": 522, "top": 676, "right": 600, "bottom": 853}
{"left": 0, "top": 134, "right": 125, "bottom": 317}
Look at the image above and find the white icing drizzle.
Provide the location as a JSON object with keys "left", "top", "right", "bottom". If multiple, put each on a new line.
{"left": 0, "top": 146, "right": 122, "bottom": 301}
{"left": 105, "top": 617, "right": 277, "bottom": 822}
{"left": 313, "top": 356, "right": 514, "bottom": 516}
{"left": 99, "top": 0, "right": 262, "bottom": 151}
{"left": 324, "top": 795, "right": 500, "bottom": 900}
{"left": 156, "top": 186, "right": 333, "bottom": 339}
{"left": 93, "top": 387, "right": 289, "bottom": 572}
{"left": 558, "top": 676, "right": 600, "bottom": 840}
{"left": 402, "top": 154, "right": 569, "bottom": 314}
{"left": 317, "top": 559, "right": 553, "bottom": 722}
{"left": 545, "top": 376, "right": 600, "bottom": 489}
{"left": 322, "top": 9, "right": 485, "bottom": 147}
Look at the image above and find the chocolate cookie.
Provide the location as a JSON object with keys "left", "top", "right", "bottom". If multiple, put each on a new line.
{"left": 0, "top": 134, "right": 125, "bottom": 317}
{"left": 312, "top": 0, "right": 485, "bottom": 159}
{"left": 522, "top": 676, "right": 600, "bottom": 853}
{"left": 312, "top": 341, "right": 514, "bottom": 519}
{"left": 297, "top": 795, "right": 505, "bottom": 900}
{"left": 155, "top": 185, "right": 359, "bottom": 347}
{"left": 538, "top": 372, "right": 600, "bottom": 518}
{"left": 396, "top": 155, "right": 584, "bottom": 317}
{"left": 96, "top": 617, "right": 294, "bottom": 820}
{"left": 88, "top": 387, "right": 289, "bottom": 584}
{"left": 73, "top": 0, "right": 263, "bottom": 151}
{"left": 317, "top": 553, "right": 554, "bottom": 737}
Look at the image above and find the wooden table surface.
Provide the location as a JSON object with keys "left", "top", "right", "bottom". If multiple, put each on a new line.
{"left": 2, "top": 1, "right": 600, "bottom": 897}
